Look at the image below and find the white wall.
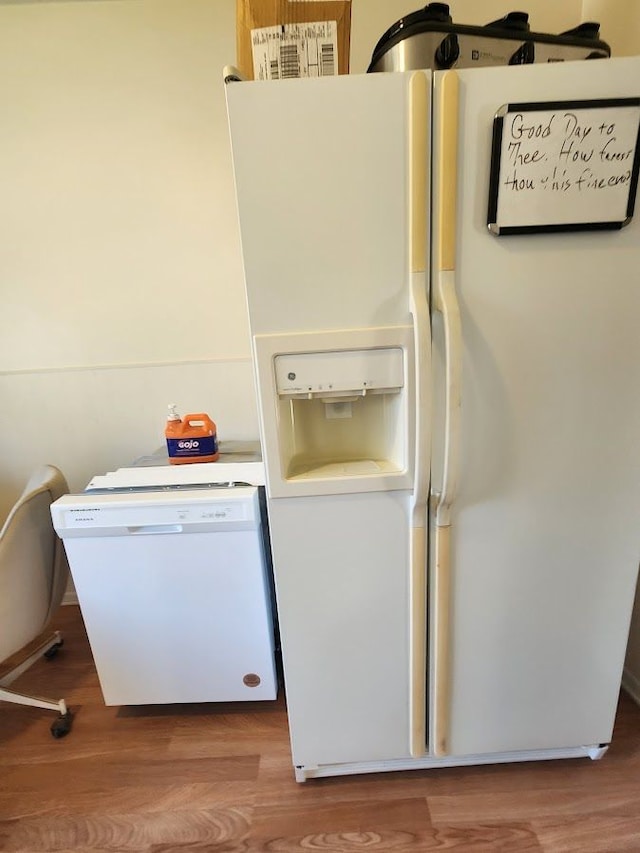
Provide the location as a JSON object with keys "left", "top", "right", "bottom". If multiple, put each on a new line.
{"left": 0, "top": 0, "right": 255, "bottom": 516}
{"left": 582, "top": 0, "right": 640, "bottom": 56}
{"left": 623, "top": 583, "right": 640, "bottom": 705}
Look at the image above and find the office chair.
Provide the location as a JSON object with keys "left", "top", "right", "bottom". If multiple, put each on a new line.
{"left": 0, "top": 465, "right": 73, "bottom": 737}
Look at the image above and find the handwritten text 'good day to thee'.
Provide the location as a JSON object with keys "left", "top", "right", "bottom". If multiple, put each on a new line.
{"left": 503, "top": 109, "right": 635, "bottom": 195}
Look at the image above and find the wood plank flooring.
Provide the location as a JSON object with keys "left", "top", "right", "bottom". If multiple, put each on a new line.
{"left": 1, "top": 605, "right": 640, "bottom": 852}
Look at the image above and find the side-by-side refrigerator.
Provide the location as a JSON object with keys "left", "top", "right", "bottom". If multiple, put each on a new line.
{"left": 225, "top": 56, "right": 640, "bottom": 782}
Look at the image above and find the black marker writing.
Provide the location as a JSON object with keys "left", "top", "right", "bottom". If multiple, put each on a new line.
{"left": 503, "top": 169, "right": 535, "bottom": 191}
{"left": 510, "top": 113, "right": 554, "bottom": 140}
{"left": 563, "top": 112, "right": 592, "bottom": 143}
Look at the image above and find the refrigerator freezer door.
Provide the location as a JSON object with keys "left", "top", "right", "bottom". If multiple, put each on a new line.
{"left": 431, "top": 57, "right": 640, "bottom": 757}
{"left": 266, "top": 490, "right": 413, "bottom": 766}
{"left": 227, "top": 71, "right": 430, "bottom": 501}
{"left": 226, "top": 72, "right": 415, "bottom": 336}
{"left": 227, "top": 70, "right": 434, "bottom": 770}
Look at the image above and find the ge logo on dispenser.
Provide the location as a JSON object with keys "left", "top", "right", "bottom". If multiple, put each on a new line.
{"left": 178, "top": 440, "right": 200, "bottom": 450}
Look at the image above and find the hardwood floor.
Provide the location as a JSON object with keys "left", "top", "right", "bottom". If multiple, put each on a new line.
{"left": 1, "top": 605, "right": 640, "bottom": 852}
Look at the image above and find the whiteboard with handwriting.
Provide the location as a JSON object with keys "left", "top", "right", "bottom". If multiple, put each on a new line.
{"left": 487, "top": 98, "right": 640, "bottom": 235}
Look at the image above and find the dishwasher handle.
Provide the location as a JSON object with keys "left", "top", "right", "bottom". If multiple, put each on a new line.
{"left": 127, "top": 524, "right": 184, "bottom": 535}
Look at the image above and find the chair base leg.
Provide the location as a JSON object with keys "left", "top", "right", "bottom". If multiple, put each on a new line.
{"left": 0, "top": 630, "right": 67, "bottom": 716}
{"left": 0, "top": 685, "right": 67, "bottom": 716}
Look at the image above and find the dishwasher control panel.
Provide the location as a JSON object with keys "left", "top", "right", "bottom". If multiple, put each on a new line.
{"left": 52, "top": 487, "right": 260, "bottom": 533}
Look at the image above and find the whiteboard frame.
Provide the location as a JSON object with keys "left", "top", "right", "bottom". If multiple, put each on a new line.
{"left": 487, "top": 97, "right": 640, "bottom": 236}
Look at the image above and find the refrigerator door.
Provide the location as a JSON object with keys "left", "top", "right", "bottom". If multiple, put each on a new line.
{"left": 226, "top": 72, "right": 415, "bottom": 337}
{"left": 227, "top": 71, "right": 434, "bottom": 765}
{"left": 430, "top": 57, "right": 640, "bottom": 757}
{"left": 267, "top": 490, "right": 413, "bottom": 766}
{"left": 227, "top": 73, "right": 427, "bottom": 500}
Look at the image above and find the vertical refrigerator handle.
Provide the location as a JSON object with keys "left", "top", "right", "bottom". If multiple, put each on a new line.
{"left": 408, "top": 71, "right": 431, "bottom": 758}
{"left": 432, "top": 70, "right": 461, "bottom": 757}
{"left": 435, "top": 272, "right": 462, "bottom": 526}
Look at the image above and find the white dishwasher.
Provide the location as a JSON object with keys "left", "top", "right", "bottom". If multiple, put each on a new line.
{"left": 51, "top": 456, "right": 278, "bottom": 706}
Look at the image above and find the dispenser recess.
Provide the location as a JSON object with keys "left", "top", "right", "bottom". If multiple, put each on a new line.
{"left": 254, "top": 327, "right": 415, "bottom": 498}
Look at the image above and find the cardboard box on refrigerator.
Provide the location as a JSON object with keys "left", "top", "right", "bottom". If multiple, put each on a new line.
{"left": 237, "top": 0, "right": 351, "bottom": 80}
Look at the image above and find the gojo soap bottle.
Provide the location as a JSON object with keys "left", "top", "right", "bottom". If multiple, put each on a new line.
{"left": 165, "top": 404, "right": 219, "bottom": 464}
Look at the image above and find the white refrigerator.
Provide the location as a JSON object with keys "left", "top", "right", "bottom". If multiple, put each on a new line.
{"left": 225, "top": 56, "right": 640, "bottom": 781}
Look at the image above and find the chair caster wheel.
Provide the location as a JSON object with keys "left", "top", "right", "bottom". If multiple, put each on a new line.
{"left": 51, "top": 711, "right": 73, "bottom": 738}
{"left": 44, "top": 640, "right": 64, "bottom": 660}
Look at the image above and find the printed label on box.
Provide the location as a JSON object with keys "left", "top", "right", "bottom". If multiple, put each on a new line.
{"left": 251, "top": 21, "right": 338, "bottom": 79}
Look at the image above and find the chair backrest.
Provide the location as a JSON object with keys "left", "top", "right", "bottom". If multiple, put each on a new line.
{"left": 0, "top": 465, "right": 70, "bottom": 662}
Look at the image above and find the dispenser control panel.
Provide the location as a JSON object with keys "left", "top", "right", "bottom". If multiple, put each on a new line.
{"left": 275, "top": 347, "right": 404, "bottom": 398}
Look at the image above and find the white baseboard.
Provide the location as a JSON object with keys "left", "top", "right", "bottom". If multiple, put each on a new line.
{"left": 62, "top": 589, "right": 79, "bottom": 606}
{"left": 622, "top": 666, "right": 640, "bottom": 707}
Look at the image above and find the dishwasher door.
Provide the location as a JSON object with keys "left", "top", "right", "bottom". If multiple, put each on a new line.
{"left": 52, "top": 487, "right": 278, "bottom": 705}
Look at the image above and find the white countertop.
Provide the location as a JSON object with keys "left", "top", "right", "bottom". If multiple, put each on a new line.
{"left": 85, "top": 441, "right": 265, "bottom": 490}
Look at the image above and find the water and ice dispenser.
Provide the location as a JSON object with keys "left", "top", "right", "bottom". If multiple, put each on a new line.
{"left": 254, "top": 329, "right": 414, "bottom": 497}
